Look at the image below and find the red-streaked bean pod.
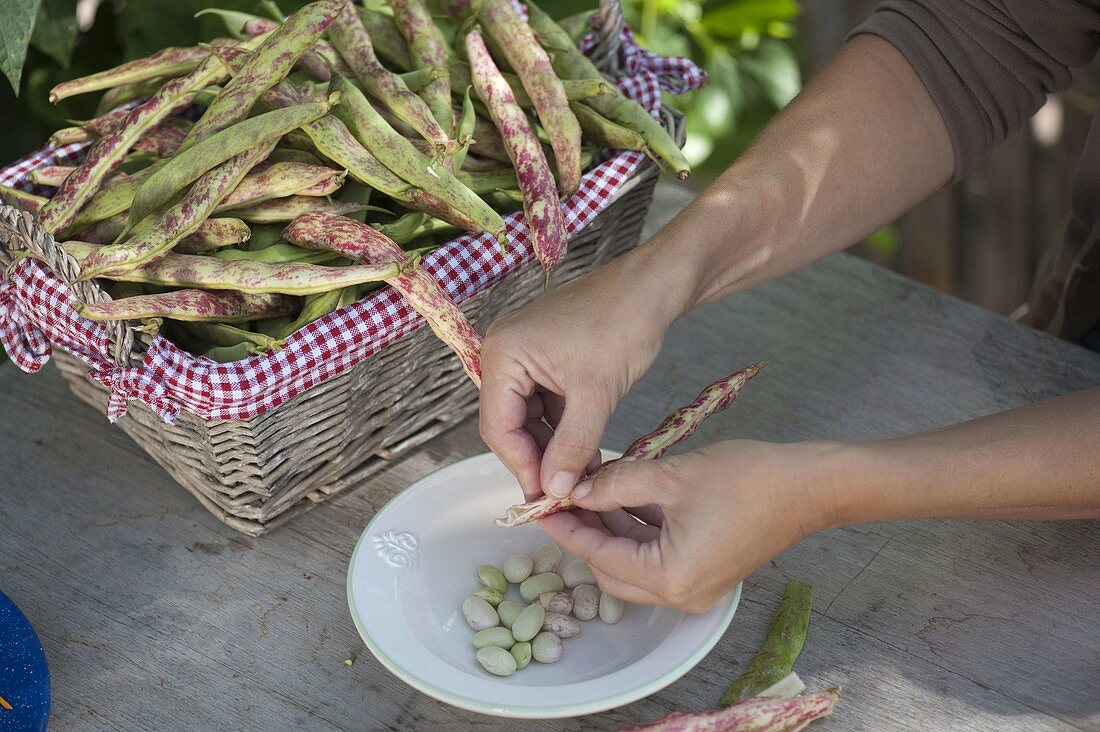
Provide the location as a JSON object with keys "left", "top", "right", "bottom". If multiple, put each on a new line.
{"left": 180, "top": 0, "right": 342, "bottom": 147}
{"left": 391, "top": 0, "right": 452, "bottom": 133}
{"left": 64, "top": 240, "right": 406, "bottom": 295}
{"left": 216, "top": 162, "right": 346, "bottom": 211}
{"left": 466, "top": 28, "right": 566, "bottom": 273}
{"left": 283, "top": 212, "right": 483, "bottom": 385}
{"left": 76, "top": 214, "right": 250, "bottom": 251}
{"left": 620, "top": 688, "right": 839, "bottom": 732}
{"left": 29, "top": 165, "right": 77, "bottom": 187}
{"left": 79, "top": 144, "right": 274, "bottom": 279}
{"left": 133, "top": 118, "right": 192, "bottom": 158}
{"left": 49, "top": 46, "right": 210, "bottom": 103}
{"left": 220, "top": 195, "right": 377, "bottom": 224}
{"left": 128, "top": 97, "right": 334, "bottom": 230}
{"left": 0, "top": 185, "right": 47, "bottom": 214}
{"left": 173, "top": 218, "right": 252, "bottom": 253}
{"left": 481, "top": 0, "right": 582, "bottom": 195}
{"left": 48, "top": 126, "right": 93, "bottom": 147}
{"left": 72, "top": 287, "right": 296, "bottom": 323}
{"left": 328, "top": 1, "right": 451, "bottom": 151}
{"left": 525, "top": 2, "right": 689, "bottom": 179}
{"left": 37, "top": 50, "right": 244, "bottom": 235}
{"left": 495, "top": 362, "right": 766, "bottom": 527}
{"left": 239, "top": 16, "right": 353, "bottom": 80}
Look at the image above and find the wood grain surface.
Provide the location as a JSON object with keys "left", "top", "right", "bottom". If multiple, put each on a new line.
{"left": 1, "top": 183, "right": 1097, "bottom": 730}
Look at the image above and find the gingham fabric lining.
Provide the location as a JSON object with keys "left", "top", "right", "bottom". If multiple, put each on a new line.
{"left": 0, "top": 28, "right": 703, "bottom": 423}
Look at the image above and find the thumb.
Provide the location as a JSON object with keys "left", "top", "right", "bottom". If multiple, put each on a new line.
{"left": 571, "top": 459, "right": 665, "bottom": 513}
{"left": 540, "top": 390, "right": 613, "bottom": 498}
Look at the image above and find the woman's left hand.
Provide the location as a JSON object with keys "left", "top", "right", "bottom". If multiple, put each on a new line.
{"left": 539, "top": 439, "right": 846, "bottom": 612}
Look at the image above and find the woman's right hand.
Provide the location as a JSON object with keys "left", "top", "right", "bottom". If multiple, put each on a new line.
{"left": 479, "top": 249, "right": 688, "bottom": 501}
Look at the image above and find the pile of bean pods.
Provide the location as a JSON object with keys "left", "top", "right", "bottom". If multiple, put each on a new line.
{"left": 461, "top": 541, "right": 627, "bottom": 676}
{"left": 2, "top": 0, "right": 689, "bottom": 363}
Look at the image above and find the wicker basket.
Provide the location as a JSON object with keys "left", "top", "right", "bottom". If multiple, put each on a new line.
{"left": 0, "top": 3, "right": 684, "bottom": 535}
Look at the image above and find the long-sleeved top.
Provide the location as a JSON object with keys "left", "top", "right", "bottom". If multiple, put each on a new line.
{"left": 852, "top": 0, "right": 1100, "bottom": 343}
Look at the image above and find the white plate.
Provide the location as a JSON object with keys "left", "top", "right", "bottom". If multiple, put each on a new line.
{"left": 347, "top": 450, "right": 741, "bottom": 719}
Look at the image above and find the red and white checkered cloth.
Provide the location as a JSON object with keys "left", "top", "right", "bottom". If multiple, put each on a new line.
{"left": 0, "top": 29, "right": 703, "bottom": 423}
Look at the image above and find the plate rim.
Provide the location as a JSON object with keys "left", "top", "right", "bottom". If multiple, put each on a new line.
{"left": 346, "top": 451, "right": 741, "bottom": 719}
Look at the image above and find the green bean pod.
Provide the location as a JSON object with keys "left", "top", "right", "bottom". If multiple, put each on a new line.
{"left": 64, "top": 240, "right": 406, "bottom": 295}
{"left": 450, "top": 86, "right": 477, "bottom": 172}
{"left": 329, "top": 73, "right": 506, "bottom": 243}
{"left": 62, "top": 168, "right": 155, "bottom": 236}
{"left": 0, "top": 185, "right": 47, "bottom": 214}
{"left": 571, "top": 102, "right": 648, "bottom": 153}
{"left": 356, "top": 7, "right": 413, "bottom": 71}
{"left": 391, "top": 0, "right": 453, "bottom": 133}
{"left": 399, "top": 68, "right": 441, "bottom": 95}
{"left": 172, "top": 321, "right": 285, "bottom": 352}
{"left": 181, "top": 0, "right": 343, "bottom": 147}
{"left": 79, "top": 144, "right": 274, "bottom": 279}
{"left": 212, "top": 242, "right": 341, "bottom": 264}
{"left": 557, "top": 10, "right": 596, "bottom": 43}
{"left": 236, "top": 15, "right": 353, "bottom": 80}
{"left": 481, "top": 0, "right": 582, "bottom": 195}
{"left": 447, "top": 58, "right": 616, "bottom": 109}
{"left": 525, "top": 1, "right": 689, "bottom": 179}
{"left": 272, "top": 285, "right": 355, "bottom": 339}
{"left": 283, "top": 212, "right": 483, "bottom": 385}
{"left": 73, "top": 287, "right": 297, "bottom": 322}
{"left": 127, "top": 97, "right": 335, "bottom": 230}
{"left": 50, "top": 46, "right": 210, "bottom": 103}
{"left": 328, "top": 1, "right": 452, "bottom": 151}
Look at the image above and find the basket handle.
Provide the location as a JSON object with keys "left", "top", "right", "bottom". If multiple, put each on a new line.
{"left": 589, "top": 0, "right": 624, "bottom": 76}
{"left": 0, "top": 203, "right": 145, "bottom": 367}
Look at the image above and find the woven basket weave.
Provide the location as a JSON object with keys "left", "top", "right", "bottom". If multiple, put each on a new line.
{"left": 0, "top": 2, "right": 683, "bottom": 535}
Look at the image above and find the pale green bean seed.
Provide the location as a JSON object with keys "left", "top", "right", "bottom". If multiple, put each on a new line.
{"left": 497, "top": 600, "right": 524, "bottom": 629}
{"left": 561, "top": 559, "right": 598, "bottom": 589}
{"left": 476, "top": 646, "right": 517, "bottom": 676}
{"left": 511, "top": 604, "right": 545, "bottom": 643}
{"left": 520, "top": 572, "right": 564, "bottom": 603}
{"left": 533, "top": 543, "right": 562, "bottom": 574}
{"left": 473, "top": 587, "right": 504, "bottom": 606}
{"left": 599, "top": 593, "right": 625, "bottom": 624}
{"left": 462, "top": 596, "right": 499, "bottom": 631}
{"left": 477, "top": 564, "right": 508, "bottom": 594}
{"left": 472, "top": 627, "right": 515, "bottom": 650}
{"left": 531, "top": 631, "right": 562, "bottom": 664}
{"left": 510, "top": 641, "right": 532, "bottom": 670}
{"left": 502, "top": 553, "right": 534, "bottom": 583}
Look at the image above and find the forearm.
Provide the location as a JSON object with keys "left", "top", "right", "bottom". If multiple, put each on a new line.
{"left": 825, "top": 388, "right": 1100, "bottom": 526}
{"left": 618, "top": 34, "right": 953, "bottom": 322}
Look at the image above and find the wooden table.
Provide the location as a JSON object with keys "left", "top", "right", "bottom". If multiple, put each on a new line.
{"left": 2, "top": 184, "right": 1098, "bottom": 731}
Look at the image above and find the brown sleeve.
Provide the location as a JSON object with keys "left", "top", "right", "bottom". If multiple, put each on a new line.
{"left": 850, "top": 1, "right": 1100, "bottom": 180}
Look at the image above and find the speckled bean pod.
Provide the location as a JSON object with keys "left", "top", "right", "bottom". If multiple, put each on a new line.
{"left": 71, "top": 288, "right": 295, "bottom": 322}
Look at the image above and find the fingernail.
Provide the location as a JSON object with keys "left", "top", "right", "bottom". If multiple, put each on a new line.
{"left": 572, "top": 479, "right": 593, "bottom": 500}
{"left": 547, "top": 471, "right": 577, "bottom": 498}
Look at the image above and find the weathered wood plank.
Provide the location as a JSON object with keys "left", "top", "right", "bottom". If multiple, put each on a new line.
{"left": 2, "top": 183, "right": 1099, "bottom": 730}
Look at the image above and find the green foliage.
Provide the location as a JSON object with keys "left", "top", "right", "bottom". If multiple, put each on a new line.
{"left": 0, "top": 0, "right": 43, "bottom": 95}
{"left": 624, "top": 0, "right": 802, "bottom": 177}
{"left": 31, "top": 0, "right": 79, "bottom": 68}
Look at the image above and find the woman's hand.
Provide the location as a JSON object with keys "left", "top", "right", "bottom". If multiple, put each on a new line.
{"left": 479, "top": 250, "right": 691, "bottom": 501}
{"left": 538, "top": 439, "right": 845, "bottom": 612}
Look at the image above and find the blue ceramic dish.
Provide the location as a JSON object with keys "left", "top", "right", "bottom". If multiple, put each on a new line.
{"left": 0, "top": 591, "right": 50, "bottom": 731}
